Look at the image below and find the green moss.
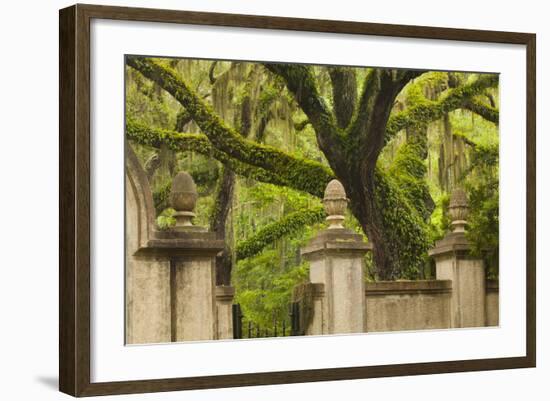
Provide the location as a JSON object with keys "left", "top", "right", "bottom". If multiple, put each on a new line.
{"left": 373, "top": 168, "right": 430, "bottom": 279}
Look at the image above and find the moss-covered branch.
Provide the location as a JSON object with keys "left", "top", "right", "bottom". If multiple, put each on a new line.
{"left": 128, "top": 120, "right": 286, "bottom": 189}
{"left": 127, "top": 57, "right": 334, "bottom": 197}
{"left": 452, "top": 132, "right": 499, "bottom": 167}
{"left": 385, "top": 74, "right": 499, "bottom": 143}
{"left": 235, "top": 206, "right": 325, "bottom": 261}
{"left": 463, "top": 98, "right": 499, "bottom": 124}
{"left": 127, "top": 120, "right": 334, "bottom": 197}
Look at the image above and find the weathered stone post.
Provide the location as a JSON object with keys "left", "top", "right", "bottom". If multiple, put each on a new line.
{"left": 137, "top": 172, "right": 226, "bottom": 342}
{"left": 215, "top": 286, "right": 236, "bottom": 339}
{"left": 429, "top": 188, "right": 486, "bottom": 328}
{"left": 301, "top": 180, "right": 371, "bottom": 335}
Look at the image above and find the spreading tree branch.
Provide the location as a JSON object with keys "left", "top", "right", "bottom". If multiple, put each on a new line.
{"left": 328, "top": 67, "right": 357, "bottom": 129}
{"left": 128, "top": 120, "right": 285, "bottom": 188}
{"left": 349, "top": 69, "right": 423, "bottom": 139}
{"left": 126, "top": 57, "right": 334, "bottom": 197}
{"left": 385, "top": 74, "right": 499, "bottom": 143}
{"left": 262, "top": 63, "right": 345, "bottom": 163}
{"left": 452, "top": 132, "right": 499, "bottom": 165}
{"left": 349, "top": 69, "right": 423, "bottom": 172}
{"left": 126, "top": 120, "right": 334, "bottom": 197}
{"left": 463, "top": 98, "right": 499, "bottom": 123}
{"left": 235, "top": 206, "right": 325, "bottom": 260}
{"left": 208, "top": 61, "right": 218, "bottom": 84}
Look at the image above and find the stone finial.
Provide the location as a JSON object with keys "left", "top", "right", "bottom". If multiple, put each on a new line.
{"left": 170, "top": 171, "right": 198, "bottom": 228}
{"left": 323, "top": 179, "right": 348, "bottom": 229}
{"left": 449, "top": 187, "right": 469, "bottom": 233}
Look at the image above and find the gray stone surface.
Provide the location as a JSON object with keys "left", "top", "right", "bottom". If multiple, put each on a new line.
{"left": 303, "top": 228, "right": 369, "bottom": 335}
{"left": 485, "top": 280, "right": 500, "bottom": 326}
{"left": 431, "top": 231, "right": 486, "bottom": 328}
{"left": 173, "top": 256, "right": 217, "bottom": 341}
{"left": 125, "top": 153, "right": 170, "bottom": 344}
{"left": 365, "top": 280, "right": 452, "bottom": 332}
{"left": 216, "top": 286, "right": 235, "bottom": 340}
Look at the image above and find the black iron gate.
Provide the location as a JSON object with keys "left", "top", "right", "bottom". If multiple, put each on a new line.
{"left": 232, "top": 302, "right": 302, "bottom": 339}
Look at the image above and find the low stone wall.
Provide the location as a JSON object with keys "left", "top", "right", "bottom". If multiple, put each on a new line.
{"left": 363, "top": 279, "right": 499, "bottom": 333}
{"left": 365, "top": 280, "right": 452, "bottom": 332}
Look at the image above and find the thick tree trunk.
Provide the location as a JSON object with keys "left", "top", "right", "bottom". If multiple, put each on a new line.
{"left": 340, "top": 170, "right": 399, "bottom": 280}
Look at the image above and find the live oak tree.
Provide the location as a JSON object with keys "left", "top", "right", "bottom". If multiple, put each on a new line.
{"left": 126, "top": 56, "right": 498, "bottom": 281}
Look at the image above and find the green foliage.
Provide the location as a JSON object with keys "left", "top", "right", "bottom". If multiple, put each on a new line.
{"left": 156, "top": 208, "right": 175, "bottom": 230}
{"left": 388, "top": 136, "right": 432, "bottom": 220}
{"left": 427, "top": 192, "right": 451, "bottom": 244}
{"left": 152, "top": 181, "right": 171, "bottom": 213}
{"left": 465, "top": 159, "right": 499, "bottom": 278}
{"left": 234, "top": 252, "right": 310, "bottom": 330}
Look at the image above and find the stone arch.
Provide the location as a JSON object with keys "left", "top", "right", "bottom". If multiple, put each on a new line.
{"left": 125, "top": 143, "right": 171, "bottom": 344}
{"left": 125, "top": 142, "right": 155, "bottom": 252}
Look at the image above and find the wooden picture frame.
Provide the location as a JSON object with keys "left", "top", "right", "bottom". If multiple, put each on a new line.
{"left": 59, "top": 3, "right": 536, "bottom": 397}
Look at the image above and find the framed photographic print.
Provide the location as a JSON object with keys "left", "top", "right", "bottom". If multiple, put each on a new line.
{"left": 59, "top": 3, "right": 536, "bottom": 397}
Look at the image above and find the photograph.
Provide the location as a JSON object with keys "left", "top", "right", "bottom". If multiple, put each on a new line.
{"left": 124, "top": 55, "right": 500, "bottom": 344}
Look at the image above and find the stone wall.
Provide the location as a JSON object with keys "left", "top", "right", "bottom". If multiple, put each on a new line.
{"left": 365, "top": 280, "right": 452, "bottom": 332}
{"left": 302, "top": 277, "right": 499, "bottom": 335}
{"left": 485, "top": 279, "right": 500, "bottom": 326}
{"left": 364, "top": 280, "right": 499, "bottom": 332}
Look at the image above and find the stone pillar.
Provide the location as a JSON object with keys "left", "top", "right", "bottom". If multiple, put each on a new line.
{"left": 125, "top": 145, "right": 171, "bottom": 344}
{"left": 301, "top": 180, "right": 371, "bottom": 335}
{"left": 429, "top": 188, "right": 486, "bottom": 328}
{"left": 216, "top": 286, "right": 235, "bottom": 339}
{"left": 136, "top": 171, "right": 224, "bottom": 342}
